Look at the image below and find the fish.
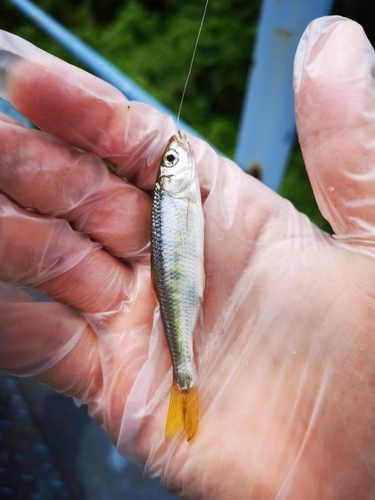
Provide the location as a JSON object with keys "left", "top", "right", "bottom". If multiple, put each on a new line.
{"left": 151, "top": 131, "right": 205, "bottom": 442}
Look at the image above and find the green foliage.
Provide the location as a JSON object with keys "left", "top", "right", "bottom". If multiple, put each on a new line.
{"left": 0, "top": 0, "right": 374, "bottom": 231}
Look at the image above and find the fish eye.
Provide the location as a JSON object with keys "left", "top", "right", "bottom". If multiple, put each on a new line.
{"left": 163, "top": 149, "right": 179, "bottom": 167}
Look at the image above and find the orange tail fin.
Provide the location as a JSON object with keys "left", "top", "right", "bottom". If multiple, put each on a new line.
{"left": 165, "top": 380, "right": 199, "bottom": 442}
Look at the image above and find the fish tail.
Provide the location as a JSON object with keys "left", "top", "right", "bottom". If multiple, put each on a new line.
{"left": 166, "top": 379, "right": 199, "bottom": 442}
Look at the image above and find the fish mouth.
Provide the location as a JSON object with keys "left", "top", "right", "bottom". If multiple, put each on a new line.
{"left": 174, "top": 130, "right": 192, "bottom": 155}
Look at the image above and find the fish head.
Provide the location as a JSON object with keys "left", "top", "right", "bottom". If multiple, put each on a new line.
{"left": 157, "top": 132, "right": 197, "bottom": 196}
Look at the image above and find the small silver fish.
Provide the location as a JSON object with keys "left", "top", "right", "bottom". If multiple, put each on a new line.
{"left": 151, "top": 131, "right": 204, "bottom": 442}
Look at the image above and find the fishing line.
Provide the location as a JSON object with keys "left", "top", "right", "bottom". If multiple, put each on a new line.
{"left": 177, "top": 0, "right": 210, "bottom": 129}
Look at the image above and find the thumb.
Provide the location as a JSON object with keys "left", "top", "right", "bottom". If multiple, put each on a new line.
{"left": 294, "top": 16, "right": 375, "bottom": 249}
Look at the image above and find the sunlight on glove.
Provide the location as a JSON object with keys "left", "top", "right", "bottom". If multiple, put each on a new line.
{"left": 0, "top": 16, "right": 375, "bottom": 499}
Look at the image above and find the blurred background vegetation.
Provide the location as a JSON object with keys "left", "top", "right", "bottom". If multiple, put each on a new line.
{"left": 0, "top": 0, "right": 374, "bottom": 232}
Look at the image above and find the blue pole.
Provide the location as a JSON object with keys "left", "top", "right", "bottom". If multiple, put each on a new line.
{"left": 235, "top": 0, "right": 334, "bottom": 191}
{"left": 7, "top": 0, "right": 204, "bottom": 140}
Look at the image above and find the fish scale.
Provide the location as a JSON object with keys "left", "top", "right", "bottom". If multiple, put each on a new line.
{"left": 152, "top": 185, "right": 199, "bottom": 381}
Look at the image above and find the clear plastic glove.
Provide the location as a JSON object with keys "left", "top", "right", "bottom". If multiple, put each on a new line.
{"left": 0, "top": 15, "right": 374, "bottom": 499}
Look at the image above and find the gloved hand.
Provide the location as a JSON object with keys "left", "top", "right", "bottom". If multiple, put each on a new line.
{"left": 0, "top": 16, "right": 374, "bottom": 499}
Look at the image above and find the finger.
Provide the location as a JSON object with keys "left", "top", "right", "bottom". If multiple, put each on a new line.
{"left": 0, "top": 32, "right": 175, "bottom": 190}
{"left": 0, "top": 282, "right": 97, "bottom": 386}
{"left": 294, "top": 17, "right": 375, "bottom": 244}
{"left": 0, "top": 113, "right": 151, "bottom": 258}
{"left": 0, "top": 194, "right": 134, "bottom": 312}
{"left": 0, "top": 31, "right": 227, "bottom": 198}
{"left": 0, "top": 282, "right": 102, "bottom": 401}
